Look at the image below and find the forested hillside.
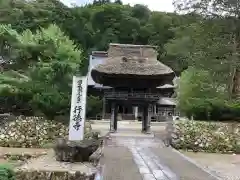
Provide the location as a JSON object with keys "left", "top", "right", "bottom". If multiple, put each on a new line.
{"left": 0, "top": 0, "right": 239, "bottom": 120}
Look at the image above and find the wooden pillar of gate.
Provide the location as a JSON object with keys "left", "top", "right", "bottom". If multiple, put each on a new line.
{"left": 110, "top": 102, "right": 117, "bottom": 133}
{"left": 142, "top": 104, "right": 152, "bottom": 133}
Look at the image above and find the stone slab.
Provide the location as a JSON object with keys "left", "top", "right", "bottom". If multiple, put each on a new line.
{"left": 100, "top": 145, "right": 142, "bottom": 180}
{"left": 143, "top": 173, "right": 156, "bottom": 180}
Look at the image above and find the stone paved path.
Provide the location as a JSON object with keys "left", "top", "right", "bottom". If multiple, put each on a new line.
{"left": 101, "top": 145, "right": 142, "bottom": 180}
{"left": 116, "top": 137, "right": 178, "bottom": 180}
{"left": 101, "top": 133, "right": 221, "bottom": 180}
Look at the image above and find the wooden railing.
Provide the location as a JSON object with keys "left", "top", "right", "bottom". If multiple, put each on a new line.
{"left": 104, "top": 91, "right": 161, "bottom": 101}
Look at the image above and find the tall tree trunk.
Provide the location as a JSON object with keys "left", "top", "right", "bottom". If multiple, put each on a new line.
{"left": 230, "top": 30, "right": 240, "bottom": 100}
{"left": 232, "top": 68, "right": 240, "bottom": 100}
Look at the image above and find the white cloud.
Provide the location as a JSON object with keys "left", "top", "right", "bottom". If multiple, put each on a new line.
{"left": 60, "top": 0, "right": 174, "bottom": 12}
{"left": 60, "top": 0, "right": 88, "bottom": 6}
{"left": 122, "top": 0, "right": 174, "bottom": 12}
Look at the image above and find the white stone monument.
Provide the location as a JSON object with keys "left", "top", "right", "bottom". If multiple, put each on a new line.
{"left": 68, "top": 76, "right": 88, "bottom": 141}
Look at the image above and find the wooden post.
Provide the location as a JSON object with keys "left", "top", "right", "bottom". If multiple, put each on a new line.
{"left": 142, "top": 105, "right": 147, "bottom": 133}
{"left": 114, "top": 104, "right": 118, "bottom": 131}
{"left": 110, "top": 102, "right": 117, "bottom": 132}
{"left": 154, "top": 104, "right": 157, "bottom": 115}
{"left": 102, "top": 97, "right": 106, "bottom": 120}
{"left": 146, "top": 104, "right": 152, "bottom": 134}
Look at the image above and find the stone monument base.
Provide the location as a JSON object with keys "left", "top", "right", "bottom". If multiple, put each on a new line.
{"left": 15, "top": 150, "right": 98, "bottom": 180}
{"left": 53, "top": 138, "right": 102, "bottom": 162}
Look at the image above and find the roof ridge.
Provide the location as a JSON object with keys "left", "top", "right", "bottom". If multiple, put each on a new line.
{"left": 109, "top": 43, "right": 157, "bottom": 48}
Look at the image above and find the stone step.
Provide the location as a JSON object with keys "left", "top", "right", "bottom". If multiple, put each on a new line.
{"left": 110, "top": 131, "right": 154, "bottom": 138}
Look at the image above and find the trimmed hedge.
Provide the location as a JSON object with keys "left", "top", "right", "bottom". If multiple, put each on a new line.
{"left": 0, "top": 116, "right": 92, "bottom": 148}
{"left": 171, "top": 120, "right": 240, "bottom": 153}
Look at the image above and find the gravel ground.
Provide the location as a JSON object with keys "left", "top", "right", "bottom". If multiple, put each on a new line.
{"left": 0, "top": 147, "right": 48, "bottom": 167}
{"left": 0, "top": 147, "right": 48, "bottom": 155}
{"left": 17, "top": 150, "right": 97, "bottom": 176}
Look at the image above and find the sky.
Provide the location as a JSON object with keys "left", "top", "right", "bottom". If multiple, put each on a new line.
{"left": 60, "top": 0, "right": 174, "bottom": 12}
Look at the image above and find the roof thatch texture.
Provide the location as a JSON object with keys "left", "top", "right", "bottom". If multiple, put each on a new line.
{"left": 108, "top": 43, "right": 157, "bottom": 59}
{"left": 92, "top": 43, "right": 174, "bottom": 76}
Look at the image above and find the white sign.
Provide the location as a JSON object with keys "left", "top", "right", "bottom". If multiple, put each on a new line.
{"left": 68, "top": 76, "right": 88, "bottom": 141}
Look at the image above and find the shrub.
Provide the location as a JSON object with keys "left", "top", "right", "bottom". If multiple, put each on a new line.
{"left": 0, "top": 164, "right": 15, "bottom": 180}
{"left": 86, "top": 95, "right": 103, "bottom": 118}
{"left": 0, "top": 116, "right": 92, "bottom": 148}
{"left": 171, "top": 120, "right": 240, "bottom": 153}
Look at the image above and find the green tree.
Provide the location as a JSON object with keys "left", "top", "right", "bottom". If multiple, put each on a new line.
{"left": 114, "top": 0, "right": 123, "bottom": 5}
{"left": 173, "top": 0, "right": 240, "bottom": 100}
{"left": 86, "top": 95, "right": 103, "bottom": 118}
{"left": 93, "top": 0, "right": 111, "bottom": 5}
{"left": 177, "top": 67, "right": 226, "bottom": 119}
{"left": 1, "top": 0, "right": 219, "bottom": 118}
{"left": 0, "top": 24, "right": 83, "bottom": 118}
{"left": 0, "top": 164, "right": 15, "bottom": 180}
{"left": 131, "top": 4, "right": 150, "bottom": 23}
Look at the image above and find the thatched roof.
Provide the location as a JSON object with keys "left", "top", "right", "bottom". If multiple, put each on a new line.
{"left": 108, "top": 43, "right": 158, "bottom": 58}
{"left": 92, "top": 43, "right": 174, "bottom": 76}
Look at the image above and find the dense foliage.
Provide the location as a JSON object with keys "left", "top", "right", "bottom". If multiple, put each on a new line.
{"left": 0, "top": 0, "right": 239, "bottom": 120}
{"left": 86, "top": 96, "right": 103, "bottom": 118}
{"left": 0, "top": 164, "right": 15, "bottom": 180}
{"left": 170, "top": 0, "right": 240, "bottom": 120}
{"left": 0, "top": 0, "right": 186, "bottom": 118}
{"left": 0, "top": 23, "right": 82, "bottom": 118}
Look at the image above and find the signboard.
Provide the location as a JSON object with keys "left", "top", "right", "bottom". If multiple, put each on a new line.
{"left": 68, "top": 76, "right": 88, "bottom": 141}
